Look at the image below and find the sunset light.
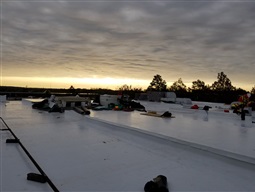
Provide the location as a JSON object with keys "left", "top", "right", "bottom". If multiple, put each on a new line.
{"left": 2, "top": 76, "right": 150, "bottom": 89}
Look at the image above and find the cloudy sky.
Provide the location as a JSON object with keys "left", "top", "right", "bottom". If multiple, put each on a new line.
{"left": 1, "top": 0, "right": 255, "bottom": 90}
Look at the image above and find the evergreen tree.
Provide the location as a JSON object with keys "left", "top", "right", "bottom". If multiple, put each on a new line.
{"left": 169, "top": 78, "right": 187, "bottom": 92}
{"left": 68, "top": 85, "right": 76, "bottom": 94}
{"left": 147, "top": 74, "right": 167, "bottom": 91}
{"left": 211, "top": 72, "right": 235, "bottom": 91}
{"left": 251, "top": 85, "right": 255, "bottom": 94}
{"left": 192, "top": 79, "right": 208, "bottom": 91}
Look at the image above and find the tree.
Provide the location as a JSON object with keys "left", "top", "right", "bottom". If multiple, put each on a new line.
{"left": 69, "top": 85, "right": 75, "bottom": 90}
{"left": 192, "top": 79, "right": 208, "bottom": 91}
{"left": 211, "top": 72, "right": 235, "bottom": 91}
{"left": 68, "top": 85, "right": 76, "bottom": 94}
{"left": 119, "top": 84, "right": 132, "bottom": 91}
{"left": 147, "top": 74, "right": 167, "bottom": 91}
{"left": 169, "top": 78, "right": 187, "bottom": 92}
{"left": 251, "top": 85, "right": 255, "bottom": 94}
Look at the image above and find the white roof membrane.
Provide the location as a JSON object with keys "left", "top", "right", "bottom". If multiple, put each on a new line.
{"left": 1, "top": 100, "right": 255, "bottom": 191}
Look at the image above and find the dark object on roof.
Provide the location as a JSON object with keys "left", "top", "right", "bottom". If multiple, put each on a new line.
{"left": 6, "top": 139, "right": 19, "bottom": 143}
{"left": 161, "top": 111, "right": 172, "bottom": 117}
{"left": 32, "top": 99, "right": 49, "bottom": 110}
{"left": 27, "top": 173, "right": 47, "bottom": 183}
{"left": 144, "top": 181, "right": 158, "bottom": 192}
{"left": 48, "top": 104, "right": 64, "bottom": 113}
{"left": 203, "top": 105, "right": 212, "bottom": 111}
{"left": 144, "top": 175, "right": 169, "bottom": 192}
{"left": 130, "top": 101, "right": 145, "bottom": 111}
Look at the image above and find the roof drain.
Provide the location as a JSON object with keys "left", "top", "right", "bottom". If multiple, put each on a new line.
{"left": 0, "top": 117, "right": 60, "bottom": 192}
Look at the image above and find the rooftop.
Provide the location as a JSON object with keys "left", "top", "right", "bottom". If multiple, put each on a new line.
{"left": 1, "top": 99, "right": 255, "bottom": 191}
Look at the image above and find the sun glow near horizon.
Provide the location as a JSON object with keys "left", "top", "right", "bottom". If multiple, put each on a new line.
{"left": 1, "top": 76, "right": 252, "bottom": 91}
{"left": 2, "top": 76, "right": 150, "bottom": 89}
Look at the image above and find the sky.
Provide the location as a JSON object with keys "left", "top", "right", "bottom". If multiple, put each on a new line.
{"left": 1, "top": 0, "right": 255, "bottom": 90}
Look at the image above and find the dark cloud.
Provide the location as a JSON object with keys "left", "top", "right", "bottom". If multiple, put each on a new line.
{"left": 2, "top": 1, "right": 255, "bottom": 89}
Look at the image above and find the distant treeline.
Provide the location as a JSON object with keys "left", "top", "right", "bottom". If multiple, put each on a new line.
{"left": 0, "top": 86, "right": 115, "bottom": 101}
{"left": 0, "top": 85, "right": 253, "bottom": 104}
{"left": 1, "top": 72, "right": 254, "bottom": 104}
{"left": 143, "top": 72, "right": 255, "bottom": 104}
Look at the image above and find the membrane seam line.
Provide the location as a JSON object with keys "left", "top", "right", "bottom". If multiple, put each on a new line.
{"left": 0, "top": 117, "right": 59, "bottom": 192}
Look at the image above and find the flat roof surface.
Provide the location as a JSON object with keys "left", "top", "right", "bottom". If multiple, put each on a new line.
{"left": 90, "top": 101, "right": 255, "bottom": 162}
{"left": 1, "top": 100, "right": 255, "bottom": 191}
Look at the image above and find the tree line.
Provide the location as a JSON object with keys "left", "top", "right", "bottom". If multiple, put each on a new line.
{"left": 146, "top": 72, "right": 254, "bottom": 93}
{"left": 119, "top": 72, "right": 255, "bottom": 104}
{"left": 0, "top": 71, "right": 254, "bottom": 104}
